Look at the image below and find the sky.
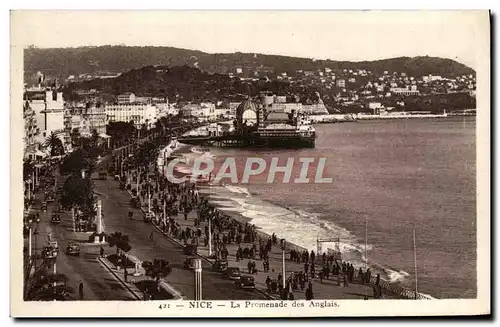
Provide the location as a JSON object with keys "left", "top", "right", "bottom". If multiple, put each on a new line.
{"left": 11, "top": 11, "right": 489, "bottom": 69}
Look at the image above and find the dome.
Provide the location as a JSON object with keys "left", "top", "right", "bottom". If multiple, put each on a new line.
{"left": 236, "top": 100, "right": 259, "bottom": 127}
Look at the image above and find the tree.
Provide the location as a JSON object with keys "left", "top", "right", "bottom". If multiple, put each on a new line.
{"left": 25, "top": 269, "right": 74, "bottom": 301}
{"left": 107, "top": 121, "right": 136, "bottom": 147}
{"left": 107, "top": 232, "right": 132, "bottom": 255}
{"left": 142, "top": 259, "right": 172, "bottom": 287}
{"left": 60, "top": 174, "right": 94, "bottom": 214}
{"left": 90, "top": 129, "right": 99, "bottom": 147}
{"left": 70, "top": 129, "right": 82, "bottom": 147}
{"left": 44, "top": 132, "right": 64, "bottom": 157}
{"left": 59, "top": 148, "right": 97, "bottom": 176}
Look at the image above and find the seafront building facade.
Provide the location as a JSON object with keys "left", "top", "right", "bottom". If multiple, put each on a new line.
{"left": 24, "top": 88, "right": 68, "bottom": 154}
{"left": 105, "top": 103, "right": 158, "bottom": 130}
{"left": 65, "top": 102, "right": 108, "bottom": 139}
{"left": 180, "top": 102, "right": 216, "bottom": 121}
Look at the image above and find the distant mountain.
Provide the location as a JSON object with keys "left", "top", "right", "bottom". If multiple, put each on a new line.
{"left": 24, "top": 45, "right": 475, "bottom": 83}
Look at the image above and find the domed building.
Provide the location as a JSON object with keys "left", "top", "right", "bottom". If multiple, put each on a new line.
{"left": 236, "top": 99, "right": 259, "bottom": 128}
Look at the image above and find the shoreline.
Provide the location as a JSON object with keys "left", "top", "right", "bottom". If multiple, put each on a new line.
{"left": 156, "top": 130, "right": 435, "bottom": 300}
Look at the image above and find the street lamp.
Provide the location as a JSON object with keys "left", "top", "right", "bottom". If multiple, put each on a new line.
{"left": 33, "top": 217, "right": 40, "bottom": 270}
{"left": 27, "top": 217, "right": 33, "bottom": 260}
{"left": 280, "top": 239, "right": 286, "bottom": 289}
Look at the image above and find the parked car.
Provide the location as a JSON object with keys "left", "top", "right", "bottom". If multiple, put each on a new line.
{"left": 225, "top": 267, "right": 241, "bottom": 280}
{"left": 98, "top": 171, "right": 107, "bottom": 180}
{"left": 48, "top": 241, "right": 59, "bottom": 251}
{"left": 66, "top": 243, "right": 80, "bottom": 256}
{"left": 41, "top": 246, "right": 58, "bottom": 260}
{"left": 51, "top": 214, "right": 61, "bottom": 224}
{"left": 143, "top": 212, "right": 154, "bottom": 223}
{"left": 212, "top": 258, "right": 228, "bottom": 272}
{"left": 183, "top": 256, "right": 197, "bottom": 270}
{"left": 235, "top": 276, "right": 255, "bottom": 290}
{"left": 183, "top": 243, "right": 197, "bottom": 255}
{"left": 130, "top": 197, "right": 141, "bottom": 208}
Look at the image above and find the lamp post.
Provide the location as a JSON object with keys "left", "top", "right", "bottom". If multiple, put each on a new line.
{"left": 208, "top": 214, "right": 212, "bottom": 257}
{"left": 194, "top": 259, "right": 202, "bottom": 300}
{"left": 281, "top": 239, "right": 286, "bottom": 289}
{"left": 27, "top": 217, "right": 33, "bottom": 260}
{"left": 33, "top": 217, "right": 40, "bottom": 270}
{"left": 147, "top": 180, "right": 151, "bottom": 214}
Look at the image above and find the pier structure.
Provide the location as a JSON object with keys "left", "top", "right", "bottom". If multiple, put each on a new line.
{"left": 178, "top": 94, "right": 316, "bottom": 148}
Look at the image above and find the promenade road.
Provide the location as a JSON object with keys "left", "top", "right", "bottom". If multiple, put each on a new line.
{"left": 93, "top": 174, "right": 266, "bottom": 300}
{"left": 27, "top": 179, "right": 134, "bottom": 301}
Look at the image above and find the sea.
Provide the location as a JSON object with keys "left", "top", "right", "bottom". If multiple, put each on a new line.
{"left": 174, "top": 117, "right": 476, "bottom": 299}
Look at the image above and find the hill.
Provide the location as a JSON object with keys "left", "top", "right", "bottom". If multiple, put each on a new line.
{"left": 24, "top": 45, "right": 475, "bottom": 83}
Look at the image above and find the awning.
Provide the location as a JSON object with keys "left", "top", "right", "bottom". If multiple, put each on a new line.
{"left": 99, "top": 133, "right": 111, "bottom": 139}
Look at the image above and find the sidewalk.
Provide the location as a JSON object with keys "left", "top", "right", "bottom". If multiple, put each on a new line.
{"left": 129, "top": 176, "right": 393, "bottom": 300}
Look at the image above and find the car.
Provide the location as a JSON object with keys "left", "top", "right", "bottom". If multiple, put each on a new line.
{"left": 45, "top": 195, "right": 55, "bottom": 203}
{"left": 143, "top": 212, "right": 154, "bottom": 223}
{"left": 99, "top": 171, "right": 107, "bottom": 180}
{"left": 235, "top": 276, "right": 256, "bottom": 290}
{"left": 41, "top": 246, "right": 58, "bottom": 260}
{"left": 48, "top": 241, "right": 59, "bottom": 251}
{"left": 212, "top": 259, "right": 228, "bottom": 272}
{"left": 51, "top": 214, "right": 61, "bottom": 224}
{"left": 41, "top": 201, "right": 48, "bottom": 211}
{"left": 66, "top": 243, "right": 80, "bottom": 256}
{"left": 183, "top": 256, "right": 198, "bottom": 270}
{"left": 225, "top": 267, "right": 241, "bottom": 280}
{"left": 130, "top": 197, "right": 141, "bottom": 208}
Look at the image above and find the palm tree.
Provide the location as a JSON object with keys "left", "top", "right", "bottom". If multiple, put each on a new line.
{"left": 107, "top": 232, "right": 131, "bottom": 255}
{"left": 44, "top": 132, "right": 64, "bottom": 157}
{"left": 142, "top": 259, "right": 172, "bottom": 291}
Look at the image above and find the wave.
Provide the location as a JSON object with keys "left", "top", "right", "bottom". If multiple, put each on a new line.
{"left": 224, "top": 185, "right": 251, "bottom": 196}
{"left": 198, "top": 184, "right": 412, "bottom": 287}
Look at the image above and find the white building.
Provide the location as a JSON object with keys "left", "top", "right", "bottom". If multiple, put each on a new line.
{"left": 367, "top": 102, "right": 382, "bottom": 109}
{"left": 180, "top": 103, "right": 216, "bottom": 121}
{"left": 117, "top": 92, "right": 136, "bottom": 104}
{"left": 390, "top": 85, "right": 420, "bottom": 96}
{"left": 25, "top": 89, "right": 66, "bottom": 147}
{"left": 106, "top": 103, "right": 158, "bottom": 129}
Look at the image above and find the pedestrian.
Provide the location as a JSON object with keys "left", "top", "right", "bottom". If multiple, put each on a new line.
{"left": 100, "top": 245, "right": 104, "bottom": 258}
{"left": 78, "top": 281, "right": 84, "bottom": 300}
{"left": 149, "top": 232, "right": 154, "bottom": 241}
{"left": 305, "top": 286, "right": 314, "bottom": 300}
{"left": 124, "top": 267, "right": 128, "bottom": 283}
